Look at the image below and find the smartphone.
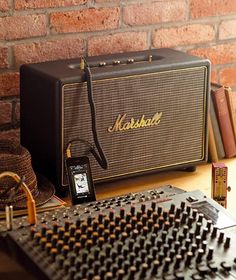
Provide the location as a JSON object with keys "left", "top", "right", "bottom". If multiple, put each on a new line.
{"left": 66, "top": 156, "right": 96, "bottom": 205}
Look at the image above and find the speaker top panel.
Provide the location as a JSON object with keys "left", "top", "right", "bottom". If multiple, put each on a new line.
{"left": 20, "top": 48, "right": 211, "bottom": 83}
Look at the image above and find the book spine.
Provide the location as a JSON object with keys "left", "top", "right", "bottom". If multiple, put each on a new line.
{"left": 212, "top": 86, "right": 236, "bottom": 158}
{"left": 225, "top": 86, "right": 236, "bottom": 141}
{"left": 208, "top": 116, "right": 219, "bottom": 162}
{"left": 209, "top": 95, "right": 225, "bottom": 159}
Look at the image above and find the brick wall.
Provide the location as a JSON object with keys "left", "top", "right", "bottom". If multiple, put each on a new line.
{"left": 1, "top": 0, "right": 236, "bottom": 139}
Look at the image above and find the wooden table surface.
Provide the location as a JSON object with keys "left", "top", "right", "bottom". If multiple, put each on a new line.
{"left": 1, "top": 158, "right": 236, "bottom": 279}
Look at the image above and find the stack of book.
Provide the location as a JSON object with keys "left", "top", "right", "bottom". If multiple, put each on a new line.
{"left": 208, "top": 83, "right": 236, "bottom": 162}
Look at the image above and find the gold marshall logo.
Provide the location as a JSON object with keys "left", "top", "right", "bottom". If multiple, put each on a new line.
{"left": 108, "top": 112, "right": 162, "bottom": 132}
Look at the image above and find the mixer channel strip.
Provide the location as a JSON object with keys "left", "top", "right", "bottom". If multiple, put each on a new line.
{"left": 4, "top": 187, "right": 236, "bottom": 280}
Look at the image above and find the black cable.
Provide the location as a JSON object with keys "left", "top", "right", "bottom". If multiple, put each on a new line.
{"left": 84, "top": 60, "right": 108, "bottom": 169}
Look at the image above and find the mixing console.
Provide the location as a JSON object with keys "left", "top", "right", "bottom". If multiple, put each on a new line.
{"left": 2, "top": 185, "right": 236, "bottom": 280}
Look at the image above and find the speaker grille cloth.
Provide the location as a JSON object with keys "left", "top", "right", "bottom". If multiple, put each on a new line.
{"left": 62, "top": 67, "right": 207, "bottom": 184}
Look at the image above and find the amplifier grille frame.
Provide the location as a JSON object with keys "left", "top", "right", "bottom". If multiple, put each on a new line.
{"left": 61, "top": 66, "right": 209, "bottom": 185}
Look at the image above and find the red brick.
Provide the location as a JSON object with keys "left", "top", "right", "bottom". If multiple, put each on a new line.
{"left": 219, "top": 67, "right": 236, "bottom": 87}
{"left": 0, "top": 14, "right": 47, "bottom": 41}
{"left": 210, "top": 69, "right": 218, "bottom": 84}
{"left": 0, "top": 0, "right": 10, "bottom": 12}
{"left": 14, "top": 38, "right": 85, "bottom": 65}
{"left": 0, "top": 47, "right": 8, "bottom": 68}
{"left": 0, "top": 72, "right": 20, "bottom": 97}
{"left": 219, "top": 20, "right": 236, "bottom": 40}
{"left": 15, "top": 0, "right": 87, "bottom": 9}
{"left": 15, "top": 102, "right": 20, "bottom": 123}
{"left": 190, "top": 0, "right": 236, "bottom": 18}
{"left": 0, "top": 129, "right": 20, "bottom": 141}
{"left": 95, "top": 0, "right": 120, "bottom": 2}
{"left": 189, "top": 44, "right": 236, "bottom": 65}
{"left": 153, "top": 24, "right": 215, "bottom": 48}
{"left": 123, "top": 1, "right": 187, "bottom": 26}
{"left": 0, "top": 101, "right": 12, "bottom": 126}
{"left": 88, "top": 32, "right": 148, "bottom": 56}
{"left": 50, "top": 7, "right": 120, "bottom": 34}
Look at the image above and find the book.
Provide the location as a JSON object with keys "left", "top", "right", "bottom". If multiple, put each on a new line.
{"left": 208, "top": 115, "right": 219, "bottom": 162}
{"left": 211, "top": 83, "right": 236, "bottom": 158}
{"left": 225, "top": 86, "right": 236, "bottom": 141}
{"left": 209, "top": 90, "right": 225, "bottom": 159}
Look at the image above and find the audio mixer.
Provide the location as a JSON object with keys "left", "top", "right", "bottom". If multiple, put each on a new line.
{"left": 1, "top": 185, "right": 236, "bottom": 280}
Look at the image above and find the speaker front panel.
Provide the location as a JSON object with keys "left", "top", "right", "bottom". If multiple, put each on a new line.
{"left": 62, "top": 66, "right": 208, "bottom": 185}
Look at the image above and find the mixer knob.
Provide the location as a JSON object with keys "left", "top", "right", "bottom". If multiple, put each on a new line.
{"left": 136, "top": 210, "right": 142, "bottom": 221}
{"left": 151, "top": 260, "right": 160, "bottom": 275}
{"left": 175, "top": 272, "right": 185, "bottom": 280}
{"left": 120, "top": 208, "right": 125, "bottom": 219}
{"left": 62, "top": 244, "right": 70, "bottom": 257}
{"left": 211, "top": 225, "right": 218, "bottom": 238}
{"left": 197, "top": 213, "right": 204, "bottom": 223}
{"left": 187, "top": 217, "right": 193, "bottom": 228}
{"left": 185, "top": 251, "right": 193, "bottom": 266}
{"left": 175, "top": 207, "right": 181, "bottom": 218}
{"left": 117, "top": 269, "right": 125, "bottom": 280}
{"left": 196, "top": 248, "right": 204, "bottom": 263}
{"left": 180, "top": 246, "right": 187, "bottom": 258}
{"left": 220, "top": 261, "right": 232, "bottom": 272}
{"left": 169, "top": 249, "right": 175, "bottom": 260}
{"left": 105, "top": 271, "right": 113, "bottom": 280}
{"left": 191, "top": 243, "right": 198, "bottom": 255}
{"left": 141, "top": 203, "right": 146, "bottom": 213}
{"left": 207, "top": 262, "right": 218, "bottom": 272}
{"left": 192, "top": 209, "right": 198, "bottom": 220}
{"left": 153, "top": 223, "right": 160, "bottom": 234}
{"left": 140, "top": 263, "right": 148, "bottom": 278}
{"left": 174, "top": 241, "right": 180, "bottom": 252}
{"left": 163, "top": 257, "right": 171, "bottom": 272}
{"left": 152, "top": 212, "right": 158, "bottom": 222}
{"left": 151, "top": 201, "right": 156, "bottom": 211}
{"left": 224, "top": 236, "right": 231, "bottom": 248}
{"left": 128, "top": 266, "right": 136, "bottom": 280}
{"left": 206, "top": 220, "right": 212, "bottom": 232}
{"left": 130, "top": 205, "right": 136, "bottom": 216}
{"left": 197, "top": 264, "right": 210, "bottom": 276}
{"left": 30, "top": 227, "right": 36, "bottom": 239}
{"left": 85, "top": 215, "right": 92, "bottom": 226}
{"left": 41, "top": 224, "right": 47, "bottom": 236}
{"left": 185, "top": 238, "right": 191, "bottom": 250}
{"left": 126, "top": 213, "right": 132, "bottom": 223}
{"left": 218, "top": 231, "right": 224, "bottom": 243}
{"left": 163, "top": 244, "right": 170, "bottom": 256}
{"left": 201, "top": 240, "right": 207, "bottom": 252}
{"left": 195, "top": 235, "right": 201, "bottom": 246}
{"left": 145, "top": 241, "right": 152, "bottom": 252}
{"left": 172, "top": 228, "right": 178, "bottom": 240}
{"left": 99, "top": 252, "right": 106, "bottom": 265}
{"left": 109, "top": 210, "right": 114, "bottom": 221}
{"left": 98, "top": 213, "right": 104, "bottom": 223}
{"left": 140, "top": 249, "right": 147, "bottom": 262}
{"left": 183, "top": 225, "right": 189, "bottom": 237}
{"left": 180, "top": 201, "right": 186, "bottom": 211}
{"left": 135, "top": 257, "right": 142, "bottom": 271}
{"left": 201, "top": 227, "right": 208, "bottom": 240}
{"left": 158, "top": 252, "right": 165, "bottom": 264}
{"left": 174, "top": 254, "right": 182, "bottom": 269}
{"left": 206, "top": 246, "right": 214, "bottom": 260}
{"left": 181, "top": 211, "right": 187, "bottom": 224}
{"left": 186, "top": 205, "right": 191, "bottom": 215}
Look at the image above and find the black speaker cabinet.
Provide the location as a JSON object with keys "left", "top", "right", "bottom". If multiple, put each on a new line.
{"left": 20, "top": 48, "right": 210, "bottom": 193}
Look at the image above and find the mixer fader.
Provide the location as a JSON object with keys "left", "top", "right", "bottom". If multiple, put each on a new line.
{"left": 2, "top": 185, "right": 236, "bottom": 280}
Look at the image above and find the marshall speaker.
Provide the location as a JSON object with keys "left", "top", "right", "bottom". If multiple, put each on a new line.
{"left": 20, "top": 48, "right": 210, "bottom": 193}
